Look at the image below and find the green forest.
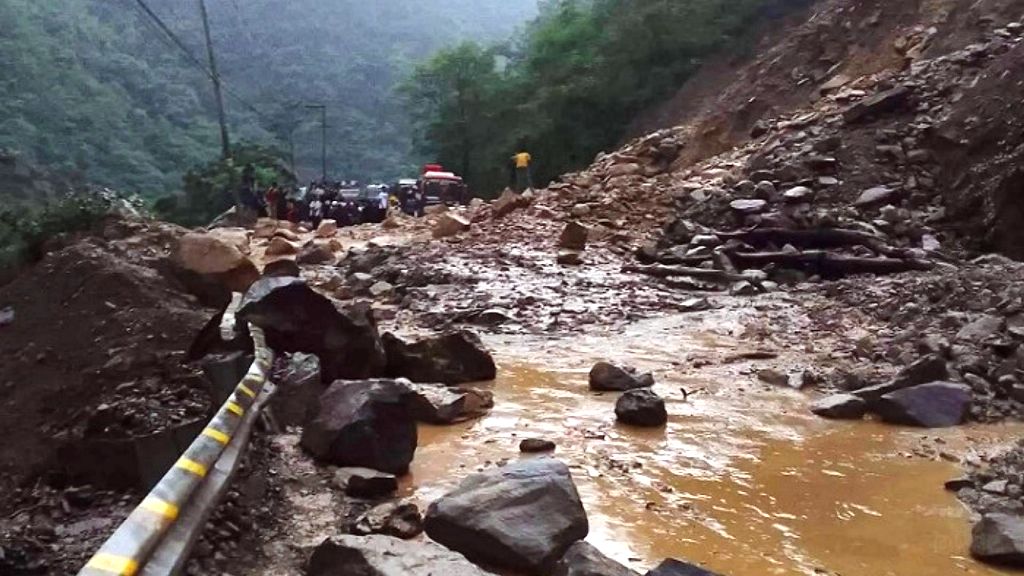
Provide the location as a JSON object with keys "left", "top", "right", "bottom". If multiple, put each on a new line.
{"left": 403, "top": 0, "right": 812, "bottom": 196}
{"left": 0, "top": 0, "right": 537, "bottom": 199}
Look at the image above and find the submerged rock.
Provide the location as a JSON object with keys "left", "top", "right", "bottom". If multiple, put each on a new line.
{"left": 615, "top": 389, "right": 668, "bottom": 427}
{"left": 553, "top": 541, "right": 639, "bottom": 576}
{"left": 424, "top": 458, "right": 589, "bottom": 574}
{"left": 810, "top": 394, "right": 867, "bottom": 420}
{"left": 644, "top": 558, "right": 723, "bottom": 576}
{"left": 520, "top": 438, "right": 557, "bottom": 453}
{"left": 308, "top": 534, "right": 486, "bottom": 576}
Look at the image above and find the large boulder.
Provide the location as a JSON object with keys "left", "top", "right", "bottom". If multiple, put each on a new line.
{"left": 424, "top": 458, "right": 589, "bottom": 574}
{"left": 874, "top": 382, "right": 972, "bottom": 428}
{"left": 237, "top": 277, "right": 386, "bottom": 382}
{"left": 615, "top": 389, "right": 668, "bottom": 427}
{"left": 266, "top": 236, "right": 300, "bottom": 256}
{"left": 300, "top": 380, "right": 417, "bottom": 474}
{"left": 171, "top": 232, "right": 260, "bottom": 307}
{"left": 590, "top": 362, "right": 655, "bottom": 392}
{"left": 383, "top": 330, "right": 497, "bottom": 385}
{"left": 262, "top": 257, "right": 300, "bottom": 278}
{"left": 553, "top": 542, "right": 638, "bottom": 576}
{"left": 644, "top": 559, "right": 723, "bottom": 576}
{"left": 842, "top": 85, "right": 911, "bottom": 124}
{"left": 399, "top": 380, "right": 494, "bottom": 424}
{"left": 316, "top": 219, "right": 339, "bottom": 238}
{"left": 971, "top": 513, "right": 1024, "bottom": 566}
{"left": 352, "top": 501, "right": 424, "bottom": 539}
{"left": 308, "top": 534, "right": 488, "bottom": 576}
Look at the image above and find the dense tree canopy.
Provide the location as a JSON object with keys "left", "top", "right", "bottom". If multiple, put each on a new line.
{"left": 403, "top": 0, "right": 811, "bottom": 197}
{"left": 0, "top": 0, "right": 538, "bottom": 198}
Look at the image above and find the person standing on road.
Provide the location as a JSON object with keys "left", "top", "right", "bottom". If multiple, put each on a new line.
{"left": 265, "top": 183, "right": 280, "bottom": 220}
{"left": 512, "top": 148, "right": 533, "bottom": 192}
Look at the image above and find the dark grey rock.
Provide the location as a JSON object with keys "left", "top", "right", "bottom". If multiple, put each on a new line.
{"left": 301, "top": 380, "right": 417, "bottom": 474}
{"left": 399, "top": 380, "right": 494, "bottom": 424}
{"left": 334, "top": 467, "right": 398, "bottom": 499}
{"left": 852, "top": 354, "right": 949, "bottom": 403}
{"left": 383, "top": 330, "right": 497, "bottom": 385}
{"left": 238, "top": 277, "right": 386, "bottom": 383}
{"left": 424, "top": 458, "right": 589, "bottom": 574}
{"left": 971, "top": 513, "right": 1024, "bottom": 566}
{"left": 589, "top": 362, "right": 655, "bottom": 392}
{"left": 615, "top": 389, "right": 668, "bottom": 427}
{"left": 644, "top": 558, "right": 723, "bottom": 576}
{"left": 843, "top": 85, "right": 911, "bottom": 123}
{"left": 875, "top": 382, "right": 972, "bottom": 428}
{"left": 553, "top": 541, "right": 638, "bottom": 576}
{"left": 520, "top": 438, "right": 557, "bottom": 453}
{"left": 308, "top": 534, "right": 487, "bottom": 576}
{"left": 810, "top": 394, "right": 868, "bottom": 420}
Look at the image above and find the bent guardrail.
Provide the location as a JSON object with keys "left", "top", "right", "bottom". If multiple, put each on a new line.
{"left": 78, "top": 317, "right": 274, "bottom": 576}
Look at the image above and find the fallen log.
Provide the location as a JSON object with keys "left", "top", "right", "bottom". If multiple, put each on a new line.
{"left": 731, "top": 250, "right": 933, "bottom": 277}
{"left": 715, "top": 227, "right": 902, "bottom": 257}
{"left": 655, "top": 253, "right": 714, "bottom": 266}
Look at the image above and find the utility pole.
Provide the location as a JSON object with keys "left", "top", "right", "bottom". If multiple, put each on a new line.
{"left": 306, "top": 104, "right": 327, "bottom": 182}
{"left": 198, "top": 0, "right": 231, "bottom": 159}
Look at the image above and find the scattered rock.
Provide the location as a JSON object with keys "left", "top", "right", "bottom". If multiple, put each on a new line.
{"left": 492, "top": 189, "right": 531, "bottom": 218}
{"left": 589, "top": 362, "right": 655, "bottom": 391}
{"left": 957, "top": 315, "right": 1004, "bottom": 343}
{"left": 399, "top": 380, "right": 494, "bottom": 424}
{"left": 553, "top": 541, "right": 639, "bottom": 576}
{"left": 434, "top": 213, "right": 472, "bottom": 239}
{"left": 520, "top": 438, "right": 556, "bottom": 453}
{"left": 297, "top": 242, "right": 334, "bottom": 265}
{"left": 971, "top": 513, "right": 1024, "bottom": 566}
{"left": 560, "top": 221, "right": 590, "bottom": 251}
{"left": 571, "top": 204, "right": 592, "bottom": 217}
{"left": 558, "top": 250, "right": 585, "bottom": 266}
{"left": 854, "top": 186, "right": 896, "bottom": 207}
{"left": 810, "top": 394, "right": 868, "bottom": 420}
{"left": 266, "top": 236, "right": 300, "bottom": 256}
{"left": 352, "top": 501, "right": 425, "bottom": 539}
{"left": 424, "top": 458, "right": 589, "bottom": 574}
{"left": 729, "top": 199, "right": 767, "bottom": 214}
{"left": 316, "top": 219, "right": 339, "bottom": 238}
{"left": 615, "top": 389, "right": 668, "bottom": 427}
{"left": 383, "top": 330, "right": 497, "bottom": 385}
{"left": 308, "top": 535, "right": 487, "bottom": 576}
{"left": 644, "top": 558, "right": 723, "bottom": 576}
{"left": 263, "top": 258, "right": 300, "bottom": 278}
{"left": 334, "top": 467, "right": 399, "bottom": 499}
{"left": 875, "top": 382, "right": 972, "bottom": 428}
{"left": 757, "top": 369, "right": 790, "bottom": 388}
{"left": 843, "top": 85, "right": 911, "bottom": 123}
{"left": 300, "top": 380, "right": 417, "bottom": 474}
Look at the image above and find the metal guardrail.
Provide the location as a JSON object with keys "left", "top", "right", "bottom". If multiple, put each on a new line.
{"left": 78, "top": 296, "right": 274, "bottom": 576}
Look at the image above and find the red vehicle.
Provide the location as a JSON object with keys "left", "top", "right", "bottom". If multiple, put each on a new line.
{"left": 421, "top": 170, "right": 467, "bottom": 205}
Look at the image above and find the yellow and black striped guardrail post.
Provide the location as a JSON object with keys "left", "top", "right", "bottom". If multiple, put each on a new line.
{"left": 78, "top": 318, "right": 273, "bottom": 576}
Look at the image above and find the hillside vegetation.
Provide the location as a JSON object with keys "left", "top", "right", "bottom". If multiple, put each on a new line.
{"left": 404, "top": 0, "right": 812, "bottom": 196}
{"left": 0, "top": 0, "right": 537, "bottom": 198}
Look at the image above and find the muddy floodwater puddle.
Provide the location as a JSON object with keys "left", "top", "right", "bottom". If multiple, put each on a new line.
{"left": 406, "top": 313, "right": 1024, "bottom": 576}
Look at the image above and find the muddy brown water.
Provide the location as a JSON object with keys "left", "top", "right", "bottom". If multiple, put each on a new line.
{"left": 404, "top": 313, "right": 1024, "bottom": 576}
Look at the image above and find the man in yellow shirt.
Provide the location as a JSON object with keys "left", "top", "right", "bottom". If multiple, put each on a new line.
{"left": 512, "top": 150, "right": 533, "bottom": 192}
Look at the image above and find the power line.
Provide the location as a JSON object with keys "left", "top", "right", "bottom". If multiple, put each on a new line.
{"left": 124, "top": 0, "right": 273, "bottom": 122}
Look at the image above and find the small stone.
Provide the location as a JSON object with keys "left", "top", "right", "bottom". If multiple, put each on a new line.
{"left": 520, "top": 438, "right": 556, "bottom": 453}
